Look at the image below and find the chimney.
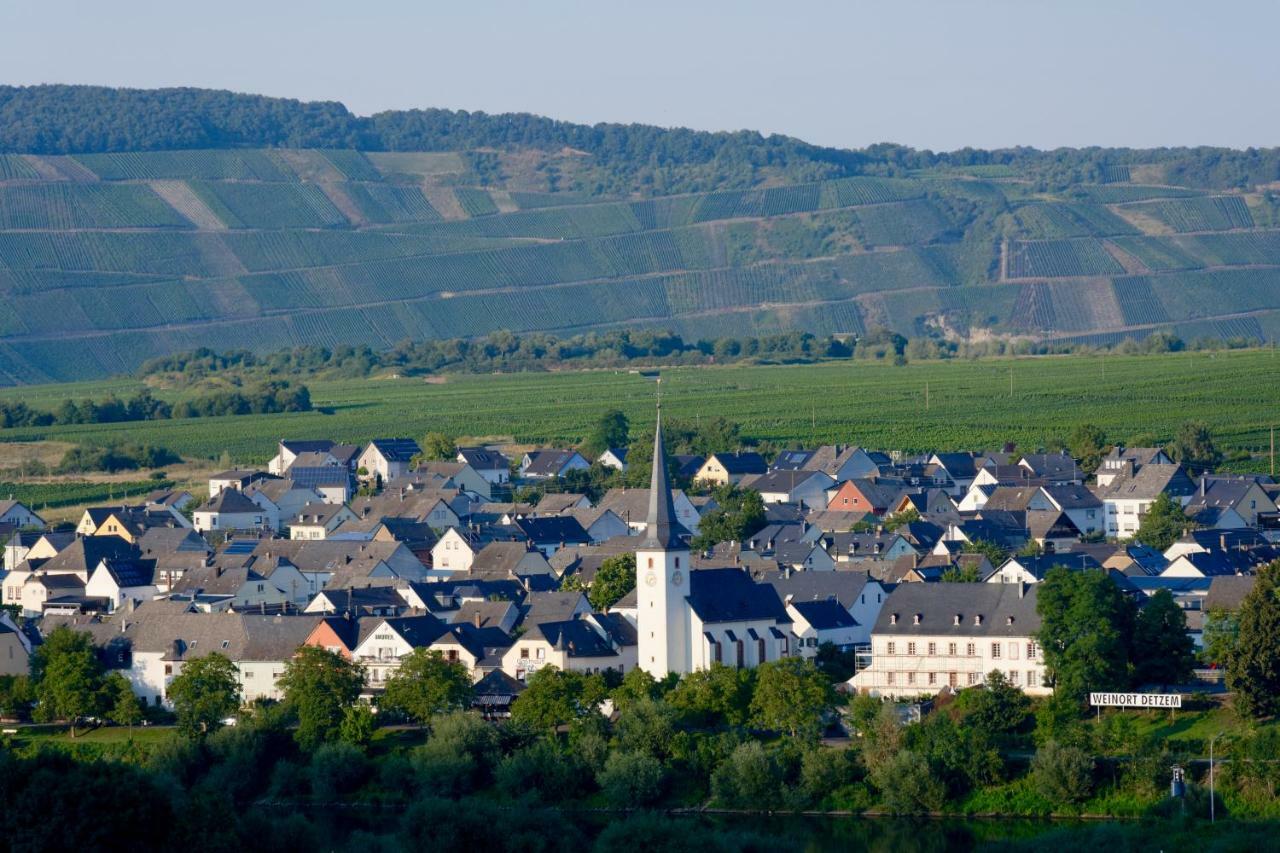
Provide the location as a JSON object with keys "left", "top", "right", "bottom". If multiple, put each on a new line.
{"left": 1019, "top": 581, "right": 1027, "bottom": 599}
{"left": 1220, "top": 533, "right": 1227, "bottom": 552}
{"left": 1202, "top": 478, "right": 1207, "bottom": 497}
{"left": 473, "top": 610, "right": 481, "bottom": 629}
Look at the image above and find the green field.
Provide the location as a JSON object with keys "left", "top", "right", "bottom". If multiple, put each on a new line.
{"left": 0, "top": 350, "right": 1277, "bottom": 466}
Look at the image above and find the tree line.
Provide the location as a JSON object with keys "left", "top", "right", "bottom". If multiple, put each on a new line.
{"left": 5, "top": 86, "right": 1280, "bottom": 192}
{"left": 0, "top": 381, "right": 310, "bottom": 429}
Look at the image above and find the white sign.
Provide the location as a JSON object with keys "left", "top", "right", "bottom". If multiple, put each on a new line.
{"left": 1089, "top": 692, "right": 1182, "bottom": 709}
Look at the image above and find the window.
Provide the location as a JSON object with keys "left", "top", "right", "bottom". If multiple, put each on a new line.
{"left": 520, "top": 647, "right": 529, "bottom": 659}
{"left": 927, "top": 642, "right": 937, "bottom": 655}
{"left": 886, "top": 642, "right": 896, "bottom": 655}
{"left": 948, "top": 672, "right": 958, "bottom": 687}
{"left": 991, "top": 643, "right": 1001, "bottom": 659}
{"left": 1009, "top": 642, "right": 1020, "bottom": 660}
{"left": 887, "top": 672, "right": 895, "bottom": 685}
{"left": 966, "top": 643, "right": 976, "bottom": 657}
{"left": 967, "top": 672, "right": 979, "bottom": 685}
{"left": 1027, "top": 670, "right": 1037, "bottom": 687}
{"left": 244, "top": 671, "right": 254, "bottom": 679}
{"left": 907, "top": 642, "right": 916, "bottom": 655}
{"left": 906, "top": 672, "right": 916, "bottom": 685}
{"left": 536, "top": 648, "right": 545, "bottom": 660}
{"left": 948, "top": 642, "right": 957, "bottom": 656}
{"left": 1008, "top": 670, "right": 1020, "bottom": 686}
{"left": 1027, "top": 642, "right": 1039, "bottom": 660}
{"left": 164, "top": 664, "right": 172, "bottom": 675}
{"left": 927, "top": 672, "right": 937, "bottom": 686}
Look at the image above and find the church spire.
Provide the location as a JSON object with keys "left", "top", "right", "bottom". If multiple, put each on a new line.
{"left": 642, "top": 406, "right": 682, "bottom": 550}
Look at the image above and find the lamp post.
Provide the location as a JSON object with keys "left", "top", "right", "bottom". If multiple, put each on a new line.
{"left": 1209, "top": 732, "right": 1225, "bottom": 823}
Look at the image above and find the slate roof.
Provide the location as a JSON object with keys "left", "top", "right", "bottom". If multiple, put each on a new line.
{"left": 1095, "top": 464, "right": 1196, "bottom": 500}
{"left": 535, "top": 493, "right": 590, "bottom": 514}
{"left": 791, "top": 599, "right": 858, "bottom": 631}
{"left": 1019, "top": 453, "right": 1082, "bottom": 481}
{"left": 513, "top": 516, "right": 589, "bottom": 546}
{"left": 96, "top": 557, "right": 159, "bottom": 588}
{"left": 198, "top": 488, "right": 263, "bottom": 514}
{"left": 747, "top": 469, "right": 830, "bottom": 494}
{"left": 1000, "top": 552, "right": 1102, "bottom": 581}
{"left": 706, "top": 451, "right": 767, "bottom": 476}
{"left": 287, "top": 468, "right": 353, "bottom": 492}
{"left": 873, "top": 583, "right": 1040, "bottom": 637}
{"left": 1043, "top": 484, "right": 1103, "bottom": 510}
{"left": 34, "top": 536, "right": 137, "bottom": 575}
{"left": 762, "top": 569, "right": 872, "bottom": 610}
{"left": 1205, "top": 575, "right": 1257, "bottom": 611}
{"left": 685, "top": 568, "right": 789, "bottom": 624}
{"left": 471, "top": 541, "right": 543, "bottom": 575}
{"left": 457, "top": 447, "right": 511, "bottom": 472}
{"left": 526, "top": 619, "right": 616, "bottom": 657}
{"left": 772, "top": 449, "right": 817, "bottom": 470}
{"left": 523, "top": 449, "right": 583, "bottom": 477}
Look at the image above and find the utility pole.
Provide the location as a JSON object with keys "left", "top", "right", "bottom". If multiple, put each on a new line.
{"left": 925, "top": 381, "right": 930, "bottom": 411}
{"left": 1271, "top": 425, "right": 1275, "bottom": 478}
{"left": 1009, "top": 365, "right": 1014, "bottom": 398}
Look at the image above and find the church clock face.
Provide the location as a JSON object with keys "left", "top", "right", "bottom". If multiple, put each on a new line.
{"left": 671, "top": 571, "right": 683, "bottom": 587}
{"left": 644, "top": 572, "right": 658, "bottom": 587}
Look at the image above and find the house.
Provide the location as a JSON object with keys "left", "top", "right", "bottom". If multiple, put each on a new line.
{"left": 520, "top": 449, "right": 590, "bottom": 480}
{"left": 503, "top": 615, "right": 635, "bottom": 680}
{"left": 192, "top": 488, "right": 271, "bottom": 534}
{"left": 0, "top": 612, "right": 32, "bottom": 676}
{"left": 826, "top": 480, "right": 900, "bottom": 515}
{"left": 306, "top": 586, "right": 408, "bottom": 617}
{"left": 431, "top": 526, "right": 526, "bottom": 575}
{"left": 208, "top": 470, "right": 276, "bottom": 498}
{"left": 743, "top": 470, "right": 836, "bottom": 507}
{"left": 282, "top": 466, "right": 353, "bottom": 504}
{"left": 0, "top": 500, "right": 44, "bottom": 530}
{"left": 695, "top": 451, "right": 767, "bottom": 486}
{"left": 471, "top": 669, "right": 526, "bottom": 719}
{"left": 1183, "top": 476, "right": 1273, "bottom": 529}
{"left": 986, "top": 553, "right": 1103, "bottom": 585}
{"left": 787, "top": 599, "right": 860, "bottom": 656}
{"left": 270, "top": 440, "right": 344, "bottom": 476}
{"left": 290, "top": 502, "right": 359, "bottom": 540}
{"left": 146, "top": 488, "right": 195, "bottom": 511}
{"left": 1095, "top": 447, "right": 1174, "bottom": 488}
{"left": 804, "top": 445, "right": 885, "bottom": 481}
{"left": 928, "top": 453, "right": 981, "bottom": 495}
{"left": 597, "top": 448, "right": 628, "bottom": 471}
{"left": 77, "top": 505, "right": 189, "bottom": 541}
{"left": 763, "top": 570, "right": 887, "bottom": 645}
{"left": 673, "top": 454, "right": 706, "bottom": 481}
{"left": 851, "top": 583, "right": 1049, "bottom": 698}
{"left": 1042, "top": 484, "right": 1104, "bottom": 537}
{"left": 1018, "top": 452, "right": 1083, "bottom": 486}
{"left": 412, "top": 461, "right": 493, "bottom": 500}
{"left": 352, "top": 614, "right": 453, "bottom": 687}
{"left": 20, "top": 573, "right": 93, "bottom": 617}
{"left": 512, "top": 516, "right": 590, "bottom": 557}
{"left": 1096, "top": 464, "right": 1197, "bottom": 539}
{"left": 358, "top": 438, "right": 422, "bottom": 486}
{"left": 1165, "top": 529, "right": 1271, "bottom": 560}
{"left": 469, "top": 542, "right": 554, "bottom": 579}
{"left": 245, "top": 480, "right": 324, "bottom": 531}
{"left": 1161, "top": 550, "right": 1257, "bottom": 578}
{"left": 84, "top": 557, "right": 160, "bottom": 612}
{"left": 456, "top": 447, "right": 512, "bottom": 485}
{"left": 597, "top": 488, "right": 701, "bottom": 537}
{"left": 4, "top": 535, "right": 137, "bottom": 611}
{"left": 171, "top": 565, "right": 290, "bottom": 610}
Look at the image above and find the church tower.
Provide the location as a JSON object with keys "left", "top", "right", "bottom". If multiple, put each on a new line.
{"left": 636, "top": 408, "right": 691, "bottom": 677}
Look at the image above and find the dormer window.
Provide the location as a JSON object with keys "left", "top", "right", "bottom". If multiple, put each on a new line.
{"left": 890, "top": 613, "right": 898, "bottom": 625}
{"left": 1006, "top": 616, "right": 1014, "bottom": 626}
{"left": 974, "top": 615, "right": 983, "bottom": 626}
{"left": 913, "top": 613, "right": 921, "bottom": 625}
{"left": 953, "top": 614, "right": 961, "bottom": 625}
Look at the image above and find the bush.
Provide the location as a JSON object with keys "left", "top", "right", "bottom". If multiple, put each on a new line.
{"left": 494, "top": 740, "right": 589, "bottom": 802}
{"left": 596, "top": 750, "right": 665, "bottom": 808}
{"left": 799, "top": 746, "right": 862, "bottom": 808}
{"left": 1030, "top": 741, "right": 1095, "bottom": 807}
{"left": 710, "top": 741, "right": 779, "bottom": 809}
{"left": 308, "top": 741, "right": 370, "bottom": 801}
{"left": 870, "top": 749, "right": 945, "bottom": 814}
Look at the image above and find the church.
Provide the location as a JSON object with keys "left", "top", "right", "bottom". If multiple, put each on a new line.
{"left": 635, "top": 411, "right": 792, "bottom": 677}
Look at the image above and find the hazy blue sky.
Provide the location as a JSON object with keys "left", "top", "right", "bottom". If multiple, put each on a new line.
{"left": 4, "top": 0, "right": 1275, "bottom": 151}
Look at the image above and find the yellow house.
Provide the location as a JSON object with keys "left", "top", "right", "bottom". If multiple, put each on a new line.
{"left": 694, "top": 451, "right": 767, "bottom": 486}
{"left": 77, "top": 506, "right": 189, "bottom": 543}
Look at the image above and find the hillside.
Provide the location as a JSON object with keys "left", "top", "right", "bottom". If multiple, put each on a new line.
{"left": 2, "top": 86, "right": 1280, "bottom": 383}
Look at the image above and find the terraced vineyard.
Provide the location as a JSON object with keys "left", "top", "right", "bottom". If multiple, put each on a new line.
{"left": 2, "top": 143, "right": 1280, "bottom": 384}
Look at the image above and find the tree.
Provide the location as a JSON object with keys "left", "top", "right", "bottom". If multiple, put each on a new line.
{"left": 690, "top": 485, "right": 766, "bottom": 551}
{"left": 582, "top": 409, "right": 629, "bottom": 459}
{"left": 1068, "top": 423, "right": 1108, "bottom": 476}
{"left": 166, "top": 652, "right": 241, "bottom": 738}
{"left": 750, "top": 657, "right": 834, "bottom": 741}
{"left": 0, "top": 674, "right": 34, "bottom": 721}
{"left": 104, "top": 672, "right": 144, "bottom": 730}
{"left": 1134, "top": 492, "right": 1194, "bottom": 551}
{"left": 1029, "top": 741, "right": 1095, "bottom": 806}
{"left": 1167, "top": 420, "right": 1222, "bottom": 473}
{"left": 710, "top": 741, "right": 780, "bottom": 808}
{"left": 1036, "top": 567, "right": 1132, "bottom": 706}
{"left": 883, "top": 507, "right": 920, "bottom": 531}
{"left": 31, "top": 627, "right": 105, "bottom": 736}
{"left": 666, "top": 664, "right": 755, "bottom": 727}
{"left": 509, "top": 667, "right": 606, "bottom": 732}
{"left": 1201, "top": 607, "right": 1240, "bottom": 666}
{"left": 869, "top": 749, "right": 946, "bottom": 814}
{"left": 277, "top": 646, "right": 364, "bottom": 750}
{"left": 940, "top": 563, "right": 982, "bottom": 583}
{"left": 613, "top": 696, "right": 678, "bottom": 760}
{"left": 596, "top": 750, "right": 665, "bottom": 807}
{"left": 610, "top": 666, "right": 660, "bottom": 711}
{"left": 587, "top": 553, "right": 635, "bottom": 611}
{"left": 961, "top": 538, "right": 1008, "bottom": 568}
{"left": 418, "top": 432, "right": 457, "bottom": 462}
{"left": 1131, "top": 590, "right": 1196, "bottom": 686}
{"left": 339, "top": 703, "right": 377, "bottom": 747}
{"left": 952, "top": 670, "right": 1031, "bottom": 737}
{"left": 1226, "top": 562, "right": 1280, "bottom": 719}
{"left": 380, "top": 649, "right": 474, "bottom": 724}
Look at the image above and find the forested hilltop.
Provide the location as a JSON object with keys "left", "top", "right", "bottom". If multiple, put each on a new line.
{"left": 2, "top": 85, "right": 1280, "bottom": 384}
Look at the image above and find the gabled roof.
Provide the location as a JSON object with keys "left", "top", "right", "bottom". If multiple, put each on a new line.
{"left": 95, "top": 557, "right": 158, "bottom": 588}
{"left": 747, "top": 469, "right": 831, "bottom": 494}
{"left": 287, "top": 468, "right": 353, "bottom": 491}
{"left": 1205, "top": 575, "right": 1257, "bottom": 611}
{"left": 535, "top": 493, "right": 590, "bottom": 514}
{"left": 471, "top": 541, "right": 542, "bottom": 575}
{"left": 457, "top": 447, "right": 511, "bottom": 471}
{"left": 772, "top": 449, "right": 817, "bottom": 470}
{"left": 685, "top": 568, "right": 789, "bottom": 624}
{"left": 473, "top": 669, "right": 526, "bottom": 701}
{"left": 705, "top": 451, "right": 767, "bottom": 475}
{"left": 1000, "top": 552, "right": 1102, "bottom": 580}
{"left": 761, "top": 569, "right": 872, "bottom": 610}
{"left": 513, "top": 515, "right": 589, "bottom": 546}
{"left": 1019, "top": 452, "right": 1082, "bottom": 481}
{"left": 366, "top": 438, "right": 422, "bottom": 463}
{"left": 790, "top": 599, "right": 858, "bottom": 630}
{"left": 198, "top": 488, "right": 263, "bottom": 514}
{"left": 1043, "top": 484, "right": 1103, "bottom": 510}
{"left": 523, "top": 449, "right": 585, "bottom": 476}
{"left": 1095, "top": 463, "right": 1196, "bottom": 500}
{"left": 281, "top": 440, "right": 336, "bottom": 455}
{"left": 36, "top": 535, "right": 137, "bottom": 575}
{"left": 525, "top": 619, "right": 616, "bottom": 657}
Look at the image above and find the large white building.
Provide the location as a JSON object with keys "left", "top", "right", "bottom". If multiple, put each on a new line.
{"left": 851, "top": 583, "right": 1050, "bottom": 698}
{"left": 636, "top": 413, "right": 790, "bottom": 678}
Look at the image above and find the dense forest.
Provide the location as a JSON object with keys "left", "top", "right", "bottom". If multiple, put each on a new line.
{"left": 3, "top": 85, "right": 1280, "bottom": 191}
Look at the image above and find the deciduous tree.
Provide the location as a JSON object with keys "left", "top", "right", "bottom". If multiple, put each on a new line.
{"left": 750, "top": 657, "right": 834, "bottom": 741}
{"left": 166, "top": 653, "right": 241, "bottom": 738}
{"left": 1036, "top": 567, "right": 1132, "bottom": 707}
{"left": 277, "top": 646, "right": 364, "bottom": 750}
{"left": 1132, "top": 589, "right": 1196, "bottom": 686}
{"left": 380, "top": 649, "right": 473, "bottom": 724}
{"left": 1226, "top": 562, "right": 1280, "bottom": 719}
{"left": 31, "top": 627, "right": 104, "bottom": 736}
{"left": 587, "top": 553, "right": 635, "bottom": 611}
{"left": 1134, "top": 492, "right": 1194, "bottom": 551}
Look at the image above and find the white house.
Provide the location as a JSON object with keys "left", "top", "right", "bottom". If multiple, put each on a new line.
{"left": 456, "top": 447, "right": 512, "bottom": 485}
{"left": 597, "top": 448, "right": 628, "bottom": 472}
{"left": 502, "top": 614, "right": 636, "bottom": 680}
{"left": 786, "top": 599, "right": 860, "bottom": 657}
{"left": 744, "top": 470, "right": 836, "bottom": 506}
{"left": 192, "top": 489, "right": 271, "bottom": 534}
{"left": 0, "top": 500, "right": 44, "bottom": 530}
{"left": 358, "top": 438, "right": 422, "bottom": 486}
{"left": 84, "top": 558, "right": 159, "bottom": 613}
{"left": 1096, "top": 464, "right": 1197, "bottom": 539}
{"left": 289, "top": 502, "right": 358, "bottom": 540}
{"left": 851, "top": 582, "right": 1050, "bottom": 698}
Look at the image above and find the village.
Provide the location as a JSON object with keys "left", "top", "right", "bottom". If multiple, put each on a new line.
{"left": 0, "top": 409, "right": 1265, "bottom": 718}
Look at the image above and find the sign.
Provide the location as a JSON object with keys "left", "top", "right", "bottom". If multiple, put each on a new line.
{"left": 1089, "top": 692, "right": 1181, "bottom": 709}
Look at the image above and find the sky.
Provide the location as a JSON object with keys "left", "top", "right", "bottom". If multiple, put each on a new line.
{"left": 3, "top": 0, "right": 1277, "bottom": 152}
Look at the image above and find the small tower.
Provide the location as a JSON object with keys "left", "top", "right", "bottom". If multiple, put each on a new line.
{"left": 636, "top": 408, "right": 691, "bottom": 677}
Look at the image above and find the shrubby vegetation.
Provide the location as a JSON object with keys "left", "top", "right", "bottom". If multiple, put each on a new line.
{"left": 0, "top": 382, "right": 309, "bottom": 428}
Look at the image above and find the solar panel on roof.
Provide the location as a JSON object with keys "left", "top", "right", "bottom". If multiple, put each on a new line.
{"left": 224, "top": 540, "right": 258, "bottom": 555}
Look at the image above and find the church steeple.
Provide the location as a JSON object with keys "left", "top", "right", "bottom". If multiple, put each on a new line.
{"left": 641, "top": 406, "right": 682, "bottom": 550}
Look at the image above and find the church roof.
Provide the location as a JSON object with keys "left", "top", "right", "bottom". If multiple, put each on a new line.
{"left": 640, "top": 410, "right": 682, "bottom": 550}
{"left": 685, "top": 568, "right": 789, "bottom": 625}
